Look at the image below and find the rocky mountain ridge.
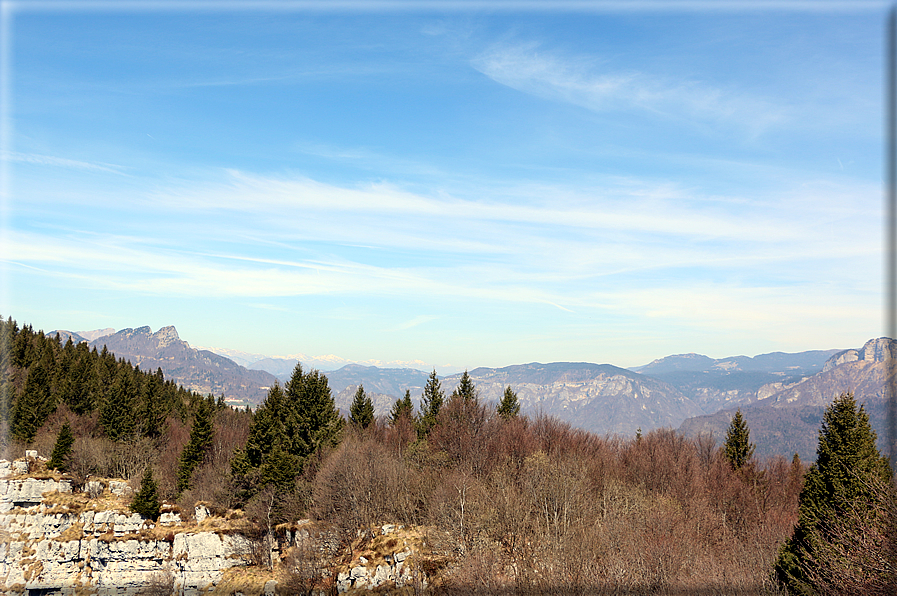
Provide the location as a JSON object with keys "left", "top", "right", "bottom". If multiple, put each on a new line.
{"left": 678, "top": 338, "right": 895, "bottom": 461}
{"left": 52, "top": 326, "right": 279, "bottom": 406}
{"left": 51, "top": 323, "right": 892, "bottom": 455}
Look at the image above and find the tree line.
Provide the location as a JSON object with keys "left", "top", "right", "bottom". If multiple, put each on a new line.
{"left": 1, "top": 316, "right": 894, "bottom": 594}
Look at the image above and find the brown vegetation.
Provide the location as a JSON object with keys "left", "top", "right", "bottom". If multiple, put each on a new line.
{"left": 304, "top": 414, "right": 805, "bottom": 594}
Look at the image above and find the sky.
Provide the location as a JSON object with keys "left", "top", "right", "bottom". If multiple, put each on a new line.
{"left": 0, "top": 1, "right": 889, "bottom": 372}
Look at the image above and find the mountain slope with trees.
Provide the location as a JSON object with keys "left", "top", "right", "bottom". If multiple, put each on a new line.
{"left": 8, "top": 316, "right": 894, "bottom": 594}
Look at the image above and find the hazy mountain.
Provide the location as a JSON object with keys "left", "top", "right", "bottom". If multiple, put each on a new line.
{"left": 440, "top": 362, "right": 703, "bottom": 436}
{"left": 326, "top": 364, "right": 431, "bottom": 396}
{"left": 678, "top": 338, "right": 894, "bottom": 461}
{"left": 195, "top": 346, "right": 439, "bottom": 379}
{"left": 54, "top": 322, "right": 892, "bottom": 457}
{"left": 633, "top": 349, "right": 840, "bottom": 375}
{"left": 70, "top": 327, "right": 116, "bottom": 341}
{"left": 85, "top": 326, "right": 278, "bottom": 405}
{"left": 633, "top": 348, "right": 841, "bottom": 412}
{"left": 48, "top": 330, "right": 89, "bottom": 345}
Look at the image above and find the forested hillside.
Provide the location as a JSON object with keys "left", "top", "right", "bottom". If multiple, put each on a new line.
{"left": 2, "top": 316, "right": 892, "bottom": 594}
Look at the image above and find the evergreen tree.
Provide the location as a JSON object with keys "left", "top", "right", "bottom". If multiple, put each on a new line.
{"left": 349, "top": 384, "right": 374, "bottom": 429}
{"left": 286, "top": 364, "right": 343, "bottom": 460}
{"left": 452, "top": 370, "right": 478, "bottom": 403}
{"left": 99, "top": 365, "right": 138, "bottom": 441}
{"left": 774, "top": 392, "right": 893, "bottom": 594}
{"left": 245, "top": 382, "right": 287, "bottom": 469}
{"left": 238, "top": 365, "right": 344, "bottom": 497}
{"left": 176, "top": 396, "right": 215, "bottom": 494}
{"left": 497, "top": 385, "right": 521, "bottom": 420}
{"left": 12, "top": 349, "right": 56, "bottom": 442}
{"left": 390, "top": 390, "right": 415, "bottom": 425}
{"left": 65, "top": 343, "right": 94, "bottom": 415}
{"left": 130, "top": 467, "right": 161, "bottom": 520}
{"left": 258, "top": 444, "right": 301, "bottom": 489}
{"left": 417, "top": 369, "right": 444, "bottom": 438}
{"left": 47, "top": 422, "right": 74, "bottom": 471}
{"left": 723, "top": 409, "right": 755, "bottom": 470}
{"left": 139, "top": 368, "right": 168, "bottom": 438}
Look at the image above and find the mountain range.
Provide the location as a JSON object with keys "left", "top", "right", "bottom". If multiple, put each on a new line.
{"left": 50, "top": 325, "right": 892, "bottom": 460}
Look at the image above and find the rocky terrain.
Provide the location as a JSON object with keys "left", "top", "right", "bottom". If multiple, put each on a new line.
{"left": 678, "top": 338, "right": 894, "bottom": 460}
{"left": 0, "top": 452, "right": 441, "bottom": 596}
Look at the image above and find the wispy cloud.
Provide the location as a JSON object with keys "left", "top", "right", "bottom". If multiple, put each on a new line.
{"left": 471, "top": 42, "right": 786, "bottom": 137}
{"left": 4, "top": 152, "right": 129, "bottom": 175}
{"left": 395, "top": 315, "right": 440, "bottom": 330}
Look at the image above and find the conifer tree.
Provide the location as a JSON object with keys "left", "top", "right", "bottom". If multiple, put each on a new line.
{"left": 99, "top": 365, "right": 138, "bottom": 441}
{"left": 286, "top": 364, "right": 343, "bottom": 459}
{"left": 723, "top": 409, "right": 755, "bottom": 470}
{"left": 452, "top": 370, "right": 478, "bottom": 403}
{"left": 497, "top": 385, "right": 521, "bottom": 420}
{"left": 12, "top": 350, "right": 56, "bottom": 442}
{"left": 245, "top": 382, "right": 287, "bottom": 469}
{"left": 176, "top": 396, "right": 215, "bottom": 494}
{"left": 65, "top": 343, "right": 94, "bottom": 415}
{"left": 47, "top": 422, "right": 74, "bottom": 471}
{"left": 417, "top": 369, "right": 444, "bottom": 438}
{"left": 774, "top": 392, "right": 893, "bottom": 594}
{"left": 239, "top": 365, "right": 344, "bottom": 496}
{"left": 349, "top": 384, "right": 374, "bottom": 429}
{"left": 140, "top": 368, "right": 167, "bottom": 438}
{"left": 390, "top": 390, "right": 415, "bottom": 425}
{"left": 131, "top": 467, "right": 161, "bottom": 520}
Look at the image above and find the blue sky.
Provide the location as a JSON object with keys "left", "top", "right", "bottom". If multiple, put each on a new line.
{"left": 0, "top": 1, "right": 888, "bottom": 371}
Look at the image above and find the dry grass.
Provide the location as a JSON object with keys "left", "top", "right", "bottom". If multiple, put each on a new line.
{"left": 55, "top": 522, "right": 85, "bottom": 542}
{"left": 209, "top": 565, "right": 274, "bottom": 596}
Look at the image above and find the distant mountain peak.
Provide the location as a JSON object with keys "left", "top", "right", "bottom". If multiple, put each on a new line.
{"left": 822, "top": 337, "right": 896, "bottom": 372}
{"left": 155, "top": 325, "right": 181, "bottom": 347}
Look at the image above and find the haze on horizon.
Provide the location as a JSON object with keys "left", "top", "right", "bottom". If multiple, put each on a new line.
{"left": 0, "top": 2, "right": 886, "bottom": 371}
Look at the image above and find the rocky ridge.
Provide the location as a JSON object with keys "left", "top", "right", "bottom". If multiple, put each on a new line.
{"left": 678, "top": 338, "right": 895, "bottom": 460}
{"left": 59, "top": 326, "right": 281, "bottom": 406}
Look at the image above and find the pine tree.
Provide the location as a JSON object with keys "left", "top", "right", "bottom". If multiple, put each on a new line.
{"left": 723, "top": 409, "right": 755, "bottom": 470}
{"left": 130, "top": 467, "right": 161, "bottom": 520}
{"left": 139, "top": 368, "right": 167, "bottom": 438}
{"left": 176, "top": 396, "right": 215, "bottom": 494}
{"left": 417, "top": 369, "right": 444, "bottom": 438}
{"left": 245, "top": 382, "right": 287, "bottom": 469}
{"left": 390, "top": 390, "right": 415, "bottom": 425}
{"left": 239, "top": 365, "right": 344, "bottom": 497}
{"left": 286, "top": 364, "right": 343, "bottom": 459}
{"left": 497, "top": 385, "right": 521, "bottom": 420}
{"left": 99, "top": 365, "right": 138, "bottom": 441}
{"left": 452, "top": 370, "right": 478, "bottom": 403}
{"left": 774, "top": 392, "right": 893, "bottom": 594}
{"left": 47, "top": 422, "right": 74, "bottom": 471}
{"left": 65, "top": 343, "right": 94, "bottom": 415}
{"left": 12, "top": 349, "right": 57, "bottom": 442}
{"left": 349, "top": 384, "right": 374, "bottom": 429}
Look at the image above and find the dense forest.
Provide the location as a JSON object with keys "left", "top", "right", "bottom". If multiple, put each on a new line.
{"left": 1, "top": 316, "right": 894, "bottom": 595}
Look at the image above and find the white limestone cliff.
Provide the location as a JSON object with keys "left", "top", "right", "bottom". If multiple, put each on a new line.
{"left": 0, "top": 458, "right": 252, "bottom": 595}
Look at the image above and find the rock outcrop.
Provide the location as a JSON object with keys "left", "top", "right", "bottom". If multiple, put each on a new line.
{"left": 0, "top": 457, "right": 253, "bottom": 595}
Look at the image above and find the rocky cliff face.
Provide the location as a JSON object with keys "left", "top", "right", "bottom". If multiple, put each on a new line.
{"left": 445, "top": 363, "right": 703, "bottom": 436}
{"left": 0, "top": 454, "right": 253, "bottom": 595}
{"left": 0, "top": 454, "right": 444, "bottom": 596}
{"left": 678, "top": 338, "right": 895, "bottom": 460}
{"left": 822, "top": 337, "right": 897, "bottom": 373}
